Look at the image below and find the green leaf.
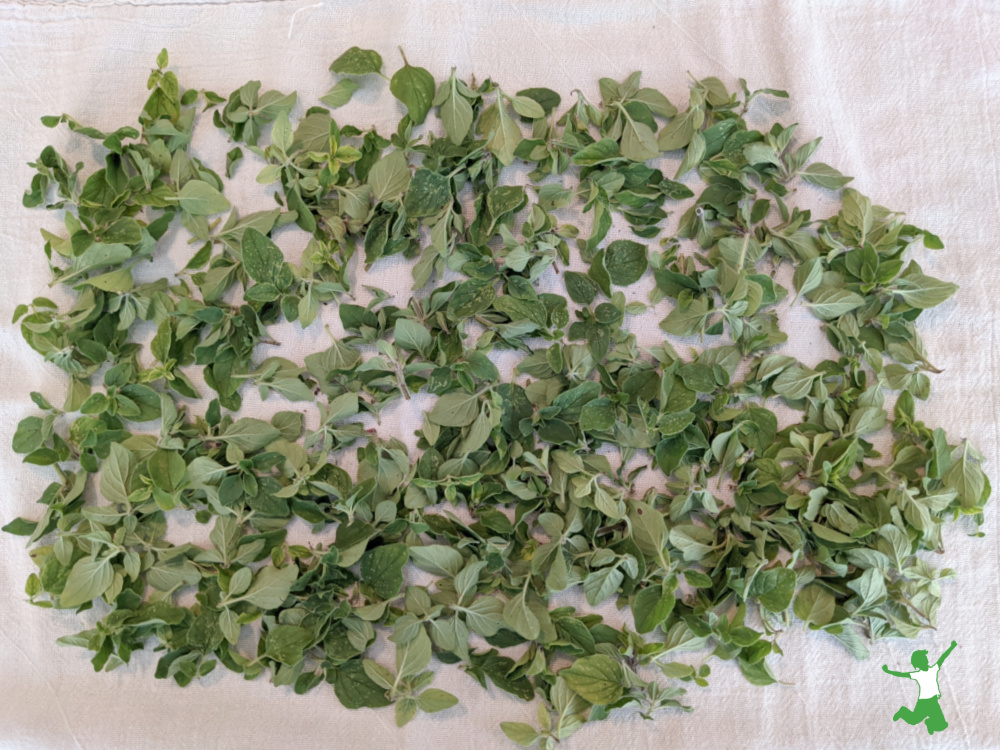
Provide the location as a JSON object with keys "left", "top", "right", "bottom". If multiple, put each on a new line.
{"left": 330, "top": 46, "right": 383, "bottom": 76}
{"left": 396, "top": 626, "right": 432, "bottom": 678}
{"left": 100, "top": 442, "right": 135, "bottom": 504}
{"left": 510, "top": 94, "right": 545, "bottom": 119}
{"left": 628, "top": 501, "right": 667, "bottom": 558}
{"left": 749, "top": 567, "right": 797, "bottom": 612}
{"left": 793, "top": 584, "right": 835, "bottom": 627}
{"left": 241, "top": 564, "right": 298, "bottom": 609}
{"left": 669, "top": 524, "right": 716, "bottom": 561}
{"left": 440, "top": 75, "right": 474, "bottom": 146}
{"left": 944, "top": 442, "right": 990, "bottom": 510}
{"left": 265, "top": 624, "right": 313, "bottom": 664}
{"left": 68, "top": 243, "right": 131, "bottom": 277}
{"left": 841, "top": 188, "right": 873, "bottom": 236}
{"left": 360, "top": 543, "right": 407, "bottom": 599}
{"left": 178, "top": 180, "right": 230, "bottom": 216}
{"left": 220, "top": 418, "right": 280, "bottom": 453}
{"left": 583, "top": 565, "right": 623, "bottom": 605}
{"left": 826, "top": 623, "right": 870, "bottom": 660}
{"left": 501, "top": 722, "right": 540, "bottom": 747}
{"left": 417, "top": 688, "right": 459, "bottom": 714}
{"left": 620, "top": 117, "right": 659, "bottom": 162}
{"left": 409, "top": 545, "right": 464, "bottom": 577}
{"left": 390, "top": 53, "right": 435, "bottom": 125}
{"left": 60, "top": 557, "right": 113, "bottom": 608}
{"left": 604, "top": 239, "right": 648, "bottom": 286}
{"left": 403, "top": 168, "right": 450, "bottom": 218}
{"left": 394, "top": 318, "right": 432, "bottom": 355}
{"left": 429, "top": 392, "right": 480, "bottom": 427}
{"left": 80, "top": 392, "right": 110, "bottom": 415}
{"left": 675, "top": 131, "right": 706, "bottom": 177}
{"left": 658, "top": 411, "right": 695, "bottom": 437}
{"left": 367, "top": 149, "right": 411, "bottom": 202}
{"left": 333, "top": 660, "right": 392, "bottom": 709}
{"left": 739, "top": 657, "right": 778, "bottom": 686}
{"left": 579, "top": 398, "right": 615, "bottom": 432}
{"left": 573, "top": 138, "right": 620, "bottom": 166}
{"left": 448, "top": 278, "right": 496, "bottom": 318}
{"left": 241, "top": 228, "right": 285, "bottom": 285}
{"left": 326, "top": 392, "right": 360, "bottom": 422}
{"left": 845, "top": 406, "right": 886, "bottom": 436}
{"left": 633, "top": 583, "right": 675, "bottom": 634}
{"left": 442, "top": 97, "right": 475, "bottom": 149}
{"left": 588, "top": 248, "right": 612, "bottom": 298}
{"left": 487, "top": 185, "right": 526, "bottom": 218}
{"left": 792, "top": 257, "right": 823, "bottom": 300}
{"left": 304, "top": 339, "right": 361, "bottom": 378}
{"left": 12, "top": 416, "right": 44, "bottom": 454}
{"left": 148, "top": 449, "right": 186, "bottom": 492}
{"left": 807, "top": 288, "right": 866, "bottom": 320}
{"left": 756, "top": 355, "right": 796, "bottom": 382}
{"left": 772, "top": 365, "right": 818, "bottom": 400}
{"left": 801, "top": 162, "right": 853, "bottom": 189}
{"left": 228, "top": 568, "right": 252, "bottom": 598}
{"left": 516, "top": 87, "right": 561, "bottom": 115}
{"left": 503, "top": 592, "right": 540, "bottom": 641}
{"left": 271, "top": 111, "right": 292, "bottom": 153}
{"left": 396, "top": 698, "right": 418, "bottom": 727}
{"left": 564, "top": 271, "right": 597, "bottom": 305}
{"left": 2, "top": 518, "right": 37, "bottom": 536}
{"left": 660, "top": 295, "right": 711, "bottom": 336}
{"left": 82, "top": 267, "right": 133, "bottom": 292}
{"left": 743, "top": 142, "right": 781, "bottom": 167}
{"left": 320, "top": 79, "right": 360, "bottom": 109}
{"left": 462, "top": 595, "right": 503, "bottom": 637}
{"left": 210, "top": 516, "right": 241, "bottom": 562}
{"left": 560, "top": 654, "right": 623, "bottom": 704}
{"left": 846, "top": 568, "right": 886, "bottom": 611}
{"left": 658, "top": 108, "right": 700, "bottom": 151}
{"left": 219, "top": 609, "right": 240, "bottom": 645}
{"left": 486, "top": 100, "right": 523, "bottom": 167}
{"left": 634, "top": 87, "right": 676, "bottom": 118}
{"left": 893, "top": 264, "right": 958, "bottom": 309}
{"left": 23, "top": 448, "right": 58, "bottom": 466}
{"left": 362, "top": 658, "right": 396, "bottom": 691}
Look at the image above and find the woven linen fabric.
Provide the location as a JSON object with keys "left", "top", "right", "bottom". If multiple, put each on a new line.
{"left": 1, "top": 1, "right": 998, "bottom": 748}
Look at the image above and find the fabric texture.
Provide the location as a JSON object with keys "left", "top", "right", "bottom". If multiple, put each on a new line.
{"left": 1, "top": 1, "right": 999, "bottom": 748}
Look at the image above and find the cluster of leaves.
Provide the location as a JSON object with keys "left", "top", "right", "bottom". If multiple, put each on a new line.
{"left": 7, "top": 48, "right": 990, "bottom": 748}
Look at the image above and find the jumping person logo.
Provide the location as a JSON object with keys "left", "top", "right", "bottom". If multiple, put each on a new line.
{"left": 881, "top": 641, "right": 958, "bottom": 735}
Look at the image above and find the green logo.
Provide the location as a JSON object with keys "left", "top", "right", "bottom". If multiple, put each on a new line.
{"left": 882, "top": 640, "right": 957, "bottom": 735}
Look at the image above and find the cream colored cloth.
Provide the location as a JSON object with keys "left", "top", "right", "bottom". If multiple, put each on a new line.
{"left": 0, "top": 1, "right": 997, "bottom": 748}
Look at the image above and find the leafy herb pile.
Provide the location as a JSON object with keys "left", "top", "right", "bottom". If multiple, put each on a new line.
{"left": 7, "top": 47, "right": 991, "bottom": 747}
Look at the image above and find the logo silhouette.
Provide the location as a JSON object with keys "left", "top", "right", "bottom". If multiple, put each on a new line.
{"left": 881, "top": 640, "right": 957, "bottom": 735}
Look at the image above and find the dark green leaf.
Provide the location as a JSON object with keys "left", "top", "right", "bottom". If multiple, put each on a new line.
{"left": 330, "top": 47, "right": 383, "bottom": 76}
{"left": 390, "top": 54, "right": 435, "bottom": 125}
